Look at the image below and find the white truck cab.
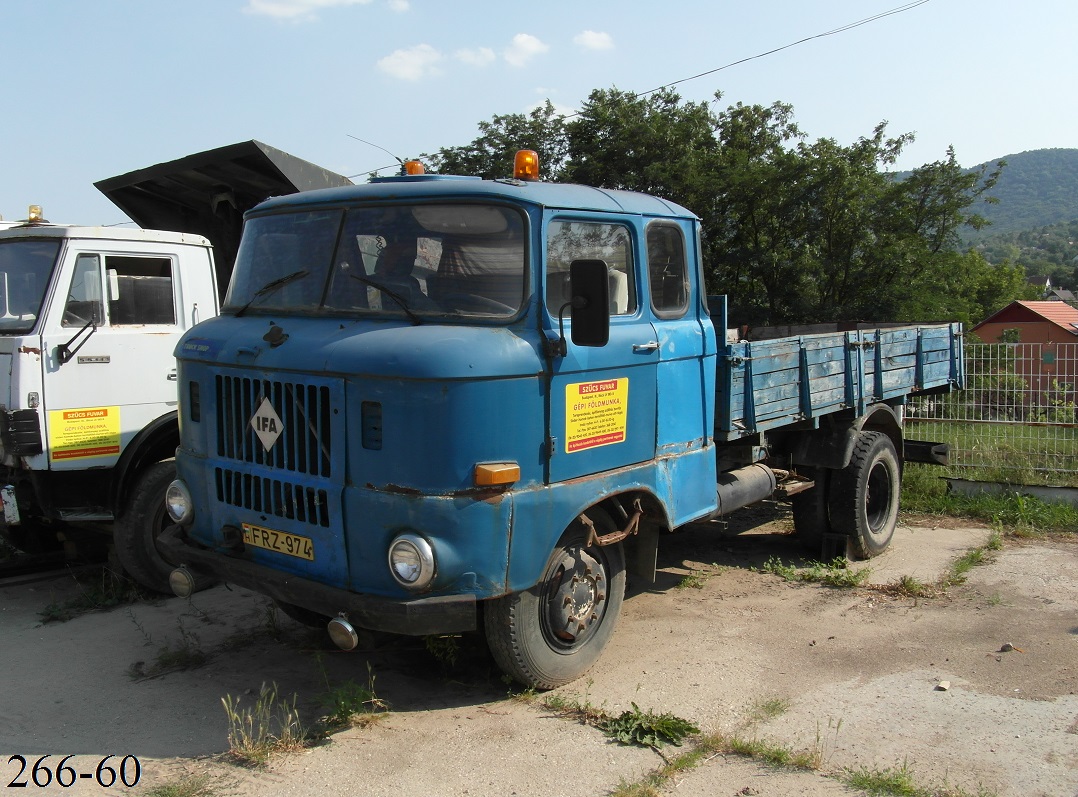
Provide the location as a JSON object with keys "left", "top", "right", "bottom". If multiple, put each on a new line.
{"left": 0, "top": 142, "right": 351, "bottom": 589}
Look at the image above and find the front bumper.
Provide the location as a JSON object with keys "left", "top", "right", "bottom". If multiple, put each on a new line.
{"left": 158, "top": 525, "right": 476, "bottom": 636}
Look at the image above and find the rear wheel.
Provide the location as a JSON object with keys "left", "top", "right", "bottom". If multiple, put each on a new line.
{"left": 484, "top": 509, "right": 626, "bottom": 689}
{"left": 828, "top": 432, "right": 901, "bottom": 559}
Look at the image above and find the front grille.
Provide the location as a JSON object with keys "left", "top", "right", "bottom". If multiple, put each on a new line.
{"left": 0, "top": 409, "right": 43, "bottom": 456}
{"left": 215, "top": 467, "right": 329, "bottom": 527}
{"left": 215, "top": 376, "right": 332, "bottom": 477}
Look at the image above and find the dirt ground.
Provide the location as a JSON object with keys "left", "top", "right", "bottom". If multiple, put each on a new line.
{"left": 1, "top": 507, "right": 1076, "bottom": 797}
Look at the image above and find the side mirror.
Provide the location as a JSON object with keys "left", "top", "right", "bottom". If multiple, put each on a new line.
{"left": 568, "top": 259, "right": 610, "bottom": 347}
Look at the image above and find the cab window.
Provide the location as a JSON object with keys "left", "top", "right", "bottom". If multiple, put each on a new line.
{"left": 646, "top": 223, "right": 689, "bottom": 317}
{"left": 546, "top": 221, "right": 636, "bottom": 316}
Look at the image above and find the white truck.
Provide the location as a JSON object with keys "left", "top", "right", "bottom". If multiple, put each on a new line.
{"left": 0, "top": 142, "right": 351, "bottom": 589}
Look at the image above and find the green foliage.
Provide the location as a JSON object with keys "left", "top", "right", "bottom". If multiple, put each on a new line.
{"left": 141, "top": 776, "right": 214, "bottom": 797}
{"left": 843, "top": 760, "right": 997, "bottom": 796}
{"left": 423, "top": 634, "right": 461, "bottom": 669}
{"left": 221, "top": 682, "right": 309, "bottom": 766}
{"left": 599, "top": 702, "right": 700, "bottom": 749}
{"left": 424, "top": 100, "right": 569, "bottom": 180}
{"left": 962, "top": 148, "right": 1078, "bottom": 242}
{"left": 760, "top": 556, "right": 871, "bottom": 587}
{"left": 902, "top": 464, "right": 1078, "bottom": 532}
{"left": 39, "top": 567, "right": 147, "bottom": 623}
{"left": 316, "top": 659, "right": 388, "bottom": 731}
{"left": 428, "top": 87, "right": 1014, "bottom": 326}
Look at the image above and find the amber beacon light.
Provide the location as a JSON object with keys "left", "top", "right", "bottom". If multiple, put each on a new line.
{"left": 513, "top": 150, "right": 540, "bottom": 181}
{"left": 403, "top": 159, "right": 426, "bottom": 175}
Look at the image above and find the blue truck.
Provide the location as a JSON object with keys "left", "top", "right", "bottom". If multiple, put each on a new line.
{"left": 160, "top": 151, "right": 963, "bottom": 688}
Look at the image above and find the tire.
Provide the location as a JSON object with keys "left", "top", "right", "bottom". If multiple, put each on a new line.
{"left": 114, "top": 461, "right": 205, "bottom": 594}
{"left": 790, "top": 466, "right": 831, "bottom": 554}
{"left": 484, "top": 510, "right": 626, "bottom": 690}
{"left": 827, "top": 432, "right": 901, "bottom": 559}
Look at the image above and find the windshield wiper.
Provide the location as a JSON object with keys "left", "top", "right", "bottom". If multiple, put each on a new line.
{"left": 234, "top": 269, "right": 309, "bottom": 317}
{"left": 348, "top": 274, "right": 422, "bottom": 326}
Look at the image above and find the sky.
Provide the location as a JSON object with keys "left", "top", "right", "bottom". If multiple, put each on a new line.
{"left": 2, "top": 0, "right": 1075, "bottom": 226}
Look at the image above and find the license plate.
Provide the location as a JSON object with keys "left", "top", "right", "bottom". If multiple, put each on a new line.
{"left": 242, "top": 523, "right": 315, "bottom": 561}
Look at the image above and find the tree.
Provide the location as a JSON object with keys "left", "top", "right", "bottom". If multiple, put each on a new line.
{"left": 425, "top": 87, "right": 1018, "bottom": 327}
{"left": 424, "top": 101, "right": 569, "bottom": 180}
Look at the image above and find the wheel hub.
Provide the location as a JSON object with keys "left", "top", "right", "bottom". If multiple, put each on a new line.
{"left": 544, "top": 546, "right": 607, "bottom": 648}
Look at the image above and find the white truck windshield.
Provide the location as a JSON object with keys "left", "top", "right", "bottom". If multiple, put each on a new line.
{"left": 224, "top": 204, "right": 527, "bottom": 320}
{"left": 0, "top": 239, "right": 61, "bottom": 333}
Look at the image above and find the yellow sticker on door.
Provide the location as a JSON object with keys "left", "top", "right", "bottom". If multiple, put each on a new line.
{"left": 565, "top": 378, "right": 628, "bottom": 453}
{"left": 48, "top": 406, "right": 121, "bottom": 461}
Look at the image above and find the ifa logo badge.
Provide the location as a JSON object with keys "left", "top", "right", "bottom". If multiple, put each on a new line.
{"left": 250, "top": 397, "right": 283, "bottom": 451}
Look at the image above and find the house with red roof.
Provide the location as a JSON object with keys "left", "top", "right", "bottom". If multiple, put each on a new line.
{"left": 971, "top": 301, "right": 1078, "bottom": 412}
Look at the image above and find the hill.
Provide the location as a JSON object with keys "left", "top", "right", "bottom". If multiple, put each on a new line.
{"left": 961, "top": 148, "right": 1078, "bottom": 241}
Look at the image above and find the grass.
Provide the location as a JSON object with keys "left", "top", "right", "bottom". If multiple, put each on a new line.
{"left": 316, "top": 660, "right": 389, "bottom": 731}
{"left": 843, "top": 761, "right": 998, "bottom": 797}
{"left": 759, "top": 556, "right": 871, "bottom": 588}
{"left": 748, "top": 696, "right": 791, "bottom": 723}
{"left": 140, "top": 775, "right": 215, "bottom": 797}
{"left": 901, "top": 464, "right": 1078, "bottom": 534}
{"left": 221, "top": 682, "right": 309, "bottom": 766}
{"left": 38, "top": 566, "right": 147, "bottom": 623}
{"left": 675, "top": 564, "right": 720, "bottom": 590}
{"left": 517, "top": 683, "right": 698, "bottom": 750}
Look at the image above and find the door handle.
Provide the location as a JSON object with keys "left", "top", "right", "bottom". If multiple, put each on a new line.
{"left": 633, "top": 341, "right": 660, "bottom": 352}
{"left": 167, "top": 370, "right": 178, "bottom": 381}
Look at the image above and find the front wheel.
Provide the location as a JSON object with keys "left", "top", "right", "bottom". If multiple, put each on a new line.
{"left": 484, "top": 511, "right": 626, "bottom": 689}
{"left": 828, "top": 431, "right": 901, "bottom": 559}
{"left": 114, "top": 462, "right": 213, "bottom": 594}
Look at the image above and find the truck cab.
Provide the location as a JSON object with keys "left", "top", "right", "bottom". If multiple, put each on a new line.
{"left": 0, "top": 142, "right": 352, "bottom": 590}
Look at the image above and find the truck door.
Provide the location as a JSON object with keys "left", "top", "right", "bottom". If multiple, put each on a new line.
{"left": 38, "top": 245, "right": 188, "bottom": 470}
{"left": 545, "top": 216, "right": 659, "bottom": 483}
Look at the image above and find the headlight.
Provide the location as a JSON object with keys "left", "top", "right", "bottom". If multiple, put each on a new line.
{"left": 387, "top": 533, "right": 435, "bottom": 590}
{"left": 165, "top": 479, "right": 194, "bottom": 524}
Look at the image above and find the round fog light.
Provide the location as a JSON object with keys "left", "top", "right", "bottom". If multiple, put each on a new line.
{"left": 387, "top": 533, "right": 435, "bottom": 590}
{"left": 165, "top": 479, "right": 194, "bottom": 524}
{"left": 169, "top": 566, "right": 196, "bottom": 598}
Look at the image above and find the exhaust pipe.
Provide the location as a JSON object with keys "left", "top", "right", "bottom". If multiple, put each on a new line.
{"left": 327, "top": 615, "right": 359, "bottom": 651}
{"left": 714, "top": 463, "right": 777, "bottom": 517}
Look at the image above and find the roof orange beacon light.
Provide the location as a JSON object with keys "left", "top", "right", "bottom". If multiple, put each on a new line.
{"left": 514, "top": 150, "right": 540, "bottom": 181}
{"left": 403, "top": 159, "right": 425, "bottom": 175}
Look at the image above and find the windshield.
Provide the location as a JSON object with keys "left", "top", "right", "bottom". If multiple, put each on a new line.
{"left": 224, "top": 203, "right": 527, "bottom": 320}
{"left": 0, "top": 239, "right": 62, "bottom": 333}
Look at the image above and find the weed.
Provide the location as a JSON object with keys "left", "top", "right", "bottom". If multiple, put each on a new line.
{"left": 843, "top": 761, "right": 998, "bottom": 797}
{"left": 39, "top": 566, "right": 146, "bottom": 623}
{"left": 128, "top": 617, "right": 207, "bottom": 679}
{"left": 317, "top": 662, "right": 388, "bottom": 730}
{"left": 941, "top": 539, "right": 999, "bottom": 588}
{"left": 760, "top": 556, "right": 870, "bottom": 588}
{"left": 221, "top": 682, "right": 308, "bottom": 766}
{"left": 902, "top": 466, "right": 1078, "bottom": 535}
{"left": 882, "top": 574, "right": 938, "bottom": 599}
{"left": 986, "top": 592, "right": 1003, "bottom": 606}
{"left": 424, "top": 634, "right": 461, "bottom": 669}
{"left": 675, "top": 564, "right": 719, "bottom": 589}
{"left": 748, "top": 696, "right": 790, "bottom": 723}
{"left": 600, "top": 702, "right": 700, "bottom": 749}
{"left": 676, "top": 571, "right": 707, "bottom": 589}
{"left": 141, "top": 775, "right": 215, "bottom": 797}
{"left": 727, "top": 735, "right": 792, "bottom": 766}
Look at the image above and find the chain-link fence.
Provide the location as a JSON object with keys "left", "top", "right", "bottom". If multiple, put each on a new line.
{"left": 906, "top": 342, "right": 1078, "bottom": 486}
